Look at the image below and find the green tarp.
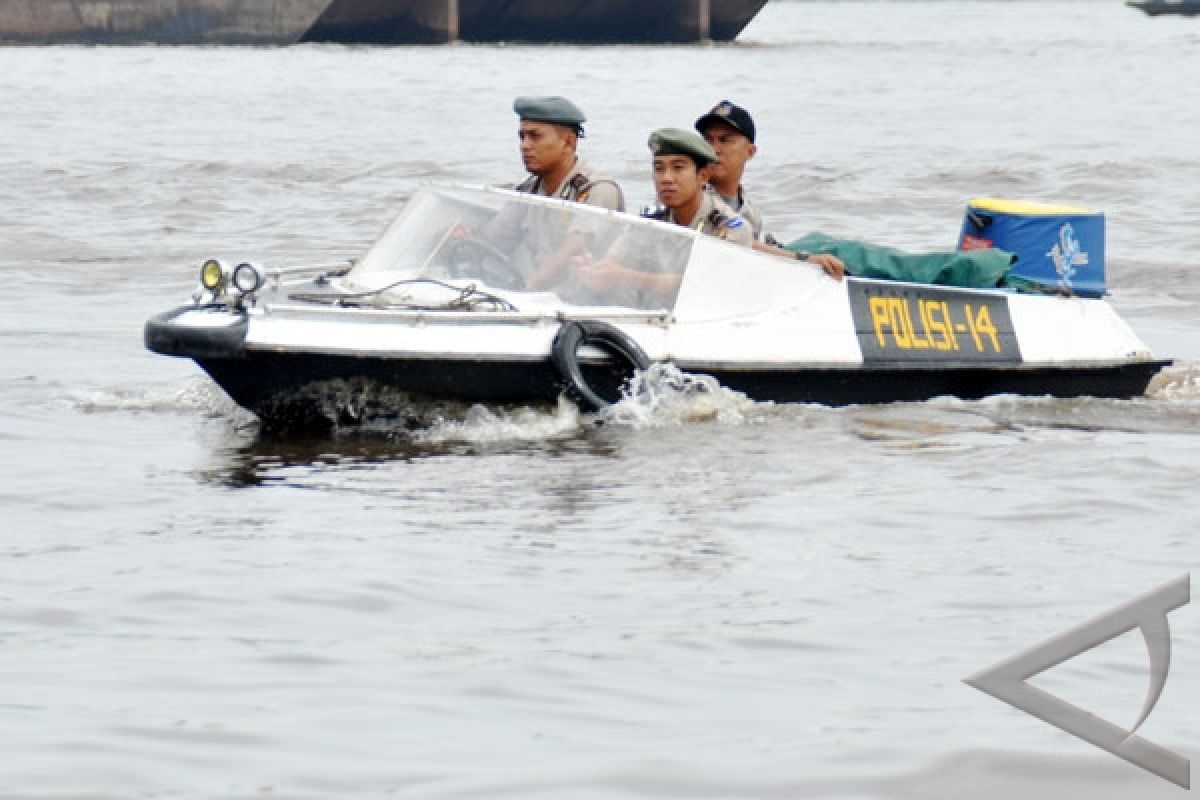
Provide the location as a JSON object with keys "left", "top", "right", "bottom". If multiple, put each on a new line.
{"left": 786, "top": 232, "right": 1016, "bottom": 289}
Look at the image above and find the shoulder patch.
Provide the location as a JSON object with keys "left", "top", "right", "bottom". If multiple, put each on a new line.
{"left": 567, "top": 173, "right": 590, "bottom": 193}
{"left": 723, "top": 216, "right": 746, "bottom": 229}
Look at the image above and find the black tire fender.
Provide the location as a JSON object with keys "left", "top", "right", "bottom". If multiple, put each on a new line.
{"left": 144, "top": 305, "right": 248, "bottom": 359}
{"left": 551, "top": 320, "right": 651, "bottom": 412}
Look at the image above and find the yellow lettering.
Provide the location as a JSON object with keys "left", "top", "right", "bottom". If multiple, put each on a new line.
{"left": 887, "top": 298, "right": 913, "bottom": 348}
{"left": 974, "top": 304, "right": 1002, "bottom": 353}
{"left": 963, "top": 303, "right": 984, "bottom": 351}
{"left": 866, "top": 295, "right": 1007, "bottom": 356}
{"left": 923, "top": 300, "right": 953, "bottom": 351}
{"left": 903, "top": 299, "right": 930, "bottom": 349}
{"left": 941, "top": 302, "right": 960, "bottom": 350}
{"left": 869, "top": 297, "right": 891, "bottom": 347}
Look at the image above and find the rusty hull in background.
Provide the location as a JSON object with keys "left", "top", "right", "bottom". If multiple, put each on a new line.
{"left": 0, "top": 0, "right": 769, "bottom": 44}
{"left": 452, "top": 0, "right": 769, "bottom": 43}
{"left": 0, "top": 0, "right": 328, "bottom": 44}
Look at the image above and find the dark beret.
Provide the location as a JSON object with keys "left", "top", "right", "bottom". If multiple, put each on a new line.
{"left": 648, "top": 127, "right": 717, "bottom": 166}
{"left": 513, "top": 96, "right": 586, "bottom": 129}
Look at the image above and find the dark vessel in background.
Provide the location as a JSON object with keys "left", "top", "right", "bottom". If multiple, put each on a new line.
{"left": 0, "top": 0, "right": 769, "bottom": 44}
{"left": 1127, "top": 1, "right": 1200, "bottom": 15}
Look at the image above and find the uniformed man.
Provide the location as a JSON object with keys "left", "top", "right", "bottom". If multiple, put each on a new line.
{"left": 694, "top": 100, "right": 763, "bottom": 239}
{"left": 497, "top": 96, "right": 626, "bottom": 289}
{"left": 695, "top": 100, "right": 845, "bottom": 280}
{"left": 512, "top": 95, "right": 624, "bottom": 211}
{"left": 570, "top": 128, "right": 752, "bottom": 306}
{"left": 640, "top": 128, "right": 753, "bottom": 244}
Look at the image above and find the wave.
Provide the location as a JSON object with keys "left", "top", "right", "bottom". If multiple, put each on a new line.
{"left": 68, "top": 379, "right": 246, "bottom": 419}
{"left": 599, "top": 362, "right": 759, "bottom": 427}
{"left": 1146, "top": 360, "right": 1200, "bottom": 402}
{"left": 245, "top": 364, "right": 758, "bottom": 444}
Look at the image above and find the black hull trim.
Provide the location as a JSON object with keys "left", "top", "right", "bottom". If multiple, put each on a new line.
{"left": 707, "top": 361, "right": 1168, "bottom": 405}
{"left": 196, "top": 350, "right": 1170, "bottom": 432}
{"left": 145, "top": 306, "right": 248, "bottom": 360}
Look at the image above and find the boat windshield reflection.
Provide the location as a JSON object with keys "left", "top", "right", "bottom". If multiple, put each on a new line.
{"left": 345, "top": 185, "right": 695, "bottom": 311}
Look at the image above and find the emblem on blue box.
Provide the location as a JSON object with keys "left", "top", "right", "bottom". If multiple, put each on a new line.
{"left": 1046, "top": 222, "right": 1089, "bottom": 288}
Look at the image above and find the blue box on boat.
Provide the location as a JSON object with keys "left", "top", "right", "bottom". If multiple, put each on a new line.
{"left": 957, "top": 197, "right": 1106, "bottom": 297}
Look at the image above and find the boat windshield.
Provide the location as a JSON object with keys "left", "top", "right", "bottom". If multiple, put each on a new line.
{"left": 346, "top": 185, "right": 696, "bottom": 311}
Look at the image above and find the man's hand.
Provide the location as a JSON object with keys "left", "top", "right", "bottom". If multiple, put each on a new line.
{"left": 527, "top": 234, "right": 590, "bottom": 290}
{"left": 806, "top": 253, "right": 846, "bottom": 281}
{"left": 573, "top": 258, "right": 622, "bottom": 292}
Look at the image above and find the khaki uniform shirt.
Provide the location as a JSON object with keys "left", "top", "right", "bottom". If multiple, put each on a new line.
{"left": 483, "top": 160, "right": 624, "bottom": 267}
{"left": 710, "top": 184, "right": 762, "bottom": 240}
{"left": 603, "top": 192, "right": 752, "bottom": 275}
{"left": 515, "top": 159, "right": 625, "bottom": 212}
{"left": 657, "top": 191, "right": 754, "bottom": 246}
{"left": 557, "top": 194, "right": 750, "bottom": 309}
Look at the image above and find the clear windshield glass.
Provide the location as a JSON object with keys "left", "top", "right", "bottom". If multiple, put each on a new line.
{"left": 346, "top": 185, "right": 695, "bottom": 311}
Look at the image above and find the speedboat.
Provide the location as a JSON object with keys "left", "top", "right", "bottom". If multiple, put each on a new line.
{"left": 145, "top": 184, "right": 1169, "bottom": 431}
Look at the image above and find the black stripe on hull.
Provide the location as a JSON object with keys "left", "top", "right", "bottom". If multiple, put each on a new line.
{"left": 197, "top": 351, "right": 1170, "bottom": 432}
{"left": 703, "top": 361, "right": 1169, "bottom": 406}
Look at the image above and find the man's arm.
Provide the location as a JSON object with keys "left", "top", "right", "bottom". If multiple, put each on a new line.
{"left": 572, "top": 256, "right": 681, "bottom": 300}
{"left": 753, "top": 239, "right": 846, "bottom": 280}
{"left": 526, "top": 231, "right": 589, "bottom": 290}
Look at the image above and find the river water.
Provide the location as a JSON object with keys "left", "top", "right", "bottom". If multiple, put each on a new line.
{"left": 2, "top": 1, "right": 1199, "bottom": 797}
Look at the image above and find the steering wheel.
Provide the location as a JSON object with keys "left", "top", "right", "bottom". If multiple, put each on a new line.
{"left": 441, "top": 236, "right": 526, "bottom": 290}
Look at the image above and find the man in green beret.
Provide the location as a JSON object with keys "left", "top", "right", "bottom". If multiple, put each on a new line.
{"left": 567, "top": 128, "right": 844, "bottom": 306}
{"left": 511, "top": 96, "right": 624, "bottom": 211}
{"left": 566, "top": 128, "right": 752, "bottom": 306}
{"left": 495, "top": 96, "right": 626, "bottom": 290}
{"left": 640, "top": 127, "right": 753, "bottom": 244}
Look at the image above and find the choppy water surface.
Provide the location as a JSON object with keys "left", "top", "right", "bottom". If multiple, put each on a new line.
{"left": 2, "top": 2, "right": 1199, "bottom": 797}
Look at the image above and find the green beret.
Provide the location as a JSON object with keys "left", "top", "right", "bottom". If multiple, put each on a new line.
{"left": 648, "top": 128, "right": 717, "bottom": 166}
{"left": 513, "top": 96, "right": 586, "bottom": 130}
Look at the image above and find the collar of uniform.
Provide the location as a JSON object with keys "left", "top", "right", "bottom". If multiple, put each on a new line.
{"left": 523, "top": 157, "right": 581, "bottom": 197}
{"left": 706, "top": 183, "right": 744, "bottom": 212}
{"left": 719, "top": 185, "right": 747, "bottom": 211}
{"left": 674, "top": 191, "right": 717, "bottom": 230}
{"left": 549, "top": 157, "right": 584, "bottom": 198}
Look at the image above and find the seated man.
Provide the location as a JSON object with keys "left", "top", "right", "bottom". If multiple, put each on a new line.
{"left": 694, "top": 100, "right": 764, "bottom": 239}
{"left": 695, "top": 99, "right": 844, "bottom": 280}
{"left": 449, "top": 96, "right": 625, "bottom": 289}
{"left": 511, "top": 95, "right": 624, "bottom": 211}
{"left": 507, "top": 96, "right": 625, "bottom": 289}
{"left": 640, "top": 127, "right": 753, "bottom": 243}
{"left": 569, "top": 128, "right": 752, "bottom": 306}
